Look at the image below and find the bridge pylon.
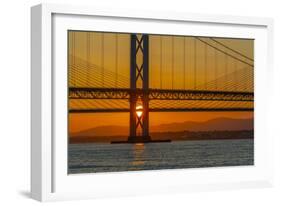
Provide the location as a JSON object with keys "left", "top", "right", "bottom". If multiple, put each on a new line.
{"left": 128, "top": 34, "right": 151, "bottom": 143}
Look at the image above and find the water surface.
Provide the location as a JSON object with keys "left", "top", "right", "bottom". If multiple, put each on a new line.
{"left": 68, "top": 139, "right": 254, "bottom": 174}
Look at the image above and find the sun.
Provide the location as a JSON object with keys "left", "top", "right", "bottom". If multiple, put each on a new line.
{"left": 136, "top": 105, "right": 143, "bottom": 118}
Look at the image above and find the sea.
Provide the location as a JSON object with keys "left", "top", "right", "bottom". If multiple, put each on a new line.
{"left": 68, "top": 139, "right": 254, "bottom": 174}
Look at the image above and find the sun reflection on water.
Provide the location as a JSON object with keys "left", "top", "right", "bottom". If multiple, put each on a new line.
{"left": 131, "top": 143, "right": 145, "bottom": 168}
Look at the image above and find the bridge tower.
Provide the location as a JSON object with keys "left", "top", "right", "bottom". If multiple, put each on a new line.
{"left": 128, "top": 34, "right": 151, "bottom": 142}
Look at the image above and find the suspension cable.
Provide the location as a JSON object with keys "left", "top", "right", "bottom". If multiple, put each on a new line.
{"left": 210, "top": 37, "right": 254, "bottom": 61}
{"left": 196, "top": 37, "right": 254, "bottom": 67}
{"left": 194, "top": 37, "right": 197, "bottom": 89}
{"left": 171, "top": 37, "right": 174, "bottom": 89}
{"left": 73, "top": 32, "right": 76, "bottom": 86}
{"left": 235, "top": 61, "right": 239, "bottom": 91}
{"left": 183, "top": 37, "right": 186, "bottom": 90}
{"left": 225, "top": 53, "right": 228, "bottom": 90}
{"left": 101, "top": 33, "right": 104, "bottom": 87}
{"left": 160, "top": 36, "right": 162, "bottom": 89}
{"left": 87, "top": 32, "right": 90, "bottom": 85}
{"left": 215, "top": 47, "right": 218, "bottom": 90}
{"left": 204, "top": 41, "right": 207, "bottom": 90}
{"left": 115, "top": 34, "right": 118, "bottom": 87}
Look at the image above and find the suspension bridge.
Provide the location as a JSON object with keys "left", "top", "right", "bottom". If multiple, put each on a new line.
{"left": 68, "top": 32, "right": 254, "bottom": 143}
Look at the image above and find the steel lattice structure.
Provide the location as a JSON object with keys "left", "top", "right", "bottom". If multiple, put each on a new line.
{"left": 69, "top": 87, "right": 254, "bottom": 102}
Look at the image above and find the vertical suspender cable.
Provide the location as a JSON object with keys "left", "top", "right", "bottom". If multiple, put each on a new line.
{"left": 171, "top": 37, "right": 174, "bottom": 89}
{"left": 101, "top": 33, "right": 104, "bottom": 87}
{"left": 225, "top": 53, "right": 228, "bottom": 90}
{"left": 204, "top": 41, "right": 207, "bottom": 90}
{"left": 73, "top": 32, "right": 76, "bottom": 86}
{"left": 160, "top": 36, "right": 162, "bottom": 89}
{"left": 183, "top": 37, "right": 186, "bottom": 90}
{"left": 194, "top": 37, "right": 197, "bottom": 89}
{"left": 73, "top": 32, "right": 75, "bottom": 65}
{"left": 70, "top": 32, "right": 72, "bottom": 74}
{"left": 87, "top": 32, "right": 90, "bottom": 86}
{"left": 242, "top": 66, "right": 247, "bottom": 91}
{"left": 149, "top": 36, "right": 152, "bottom": 88}
{"left": 234, "top": 59, "right": 238, "bottom": 91}
{"left": 70, "top": 32, "right": 72, "bottom": 86}
{"left": 215, "top": 46, "right": 218, "bottom": 90}
{"left": 115, "top": 34, "right": 118, "bottom": 87}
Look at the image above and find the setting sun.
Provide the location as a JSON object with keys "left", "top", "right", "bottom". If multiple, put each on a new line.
{"left": 136, "top": 105, "right": 143, "bottom": 118}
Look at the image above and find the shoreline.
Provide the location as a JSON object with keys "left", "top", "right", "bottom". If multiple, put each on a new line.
{"left": 69, "top": 130, "right": 253, "bottom": 144}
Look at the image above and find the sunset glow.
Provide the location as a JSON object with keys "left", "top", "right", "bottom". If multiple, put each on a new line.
{"left": 136, "top": 105, "right": 143, "bottom": 118}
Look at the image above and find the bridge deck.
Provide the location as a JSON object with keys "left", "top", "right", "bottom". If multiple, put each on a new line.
{"left": 69, "top": 87, "right": 253, "bottom": 113}
{"left": 69, "top": 87, "right": 254, "bottom": 102}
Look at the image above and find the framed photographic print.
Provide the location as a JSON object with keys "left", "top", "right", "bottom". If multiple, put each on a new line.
{"left": 31, "top": 3, "right": 274, "bottom": 201}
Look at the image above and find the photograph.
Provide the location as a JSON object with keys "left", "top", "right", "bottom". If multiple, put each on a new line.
{"left": 67, "top": 31, "right": 254, "bottom": 174}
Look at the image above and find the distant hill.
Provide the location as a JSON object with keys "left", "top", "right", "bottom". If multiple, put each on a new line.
{"left": 71, "top": 125, "right": 128, "bottom": 137}
{"left": 70, "top": 117, "right": 253, "bottom": 137}
{"left": 151, "top": 117, "right": 253, "bottom": 132}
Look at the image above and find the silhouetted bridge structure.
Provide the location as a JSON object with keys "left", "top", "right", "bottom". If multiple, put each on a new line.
{"left": 69, "top": 87, "right": 253, "bottom": 112}
{"left": 68, "top": 33, "right": 254, "bottom": 142}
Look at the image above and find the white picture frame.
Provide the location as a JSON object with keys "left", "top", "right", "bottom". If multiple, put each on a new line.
{"left": 31, "top": 3, "right": 274, "bottom": 202}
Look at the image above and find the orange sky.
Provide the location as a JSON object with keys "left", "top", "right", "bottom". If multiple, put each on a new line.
{"left": 68, "top": 31, "right": 253, "bottom": 90}
{"left": 68, "top": 31, "right": 254, "bottom": 134}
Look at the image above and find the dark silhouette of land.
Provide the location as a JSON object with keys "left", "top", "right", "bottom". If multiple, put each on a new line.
{"left": 69, "top": 118, "right": 253, "bottom": 144}
{"left": 69, "top": 130, "right": 253, "bottom": 144}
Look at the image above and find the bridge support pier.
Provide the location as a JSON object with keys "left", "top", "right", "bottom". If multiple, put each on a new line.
{"left": 128, "top": 34, "right": 151, "bottom": 143}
